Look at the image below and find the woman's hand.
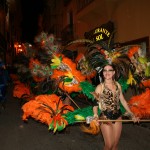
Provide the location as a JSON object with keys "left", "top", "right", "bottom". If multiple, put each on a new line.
{"left": 124, "top": 112, "right": 140, "bottom": 123}
{"left": 93, "top": 114, "right": 99, "bottom": 126}
{"left": 131, "top": 114, "right": 140, "bottom": 123}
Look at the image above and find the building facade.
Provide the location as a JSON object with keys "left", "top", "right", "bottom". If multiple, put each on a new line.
{"left": 43, "top": 0, "right": 150, "bottom": 55}
{"left": 0, "top": 0, "right": 8, "bottom": 62}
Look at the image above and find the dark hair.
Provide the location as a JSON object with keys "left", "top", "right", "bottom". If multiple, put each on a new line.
{"left": 103, "top": 64, "right": 115, "bottom": 70}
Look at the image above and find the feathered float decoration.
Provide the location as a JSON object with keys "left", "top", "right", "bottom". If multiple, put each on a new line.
{"left": 22, "top": 94, "right": 74, "bottom": 133}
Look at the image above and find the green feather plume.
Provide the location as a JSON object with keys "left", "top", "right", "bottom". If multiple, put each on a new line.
{"left": 145, "top": 65, "right": 150, "bottom": 77}
{"left": 138, "top": 57, "right": 147, "bottom": 64}
{"left": 120, "top": 103, "right": 126, "bottom": 114}
{"left": 64, "top": 104, "right": 125, "bottom": 125}
{"left": 63, "top": 106, "right": 100, "bottom": 125}
{"left": 79, "top": 81, "right": 96, "bottom": 100}
{"left": 118, "top": 77, "right": 129, "bottom": 92}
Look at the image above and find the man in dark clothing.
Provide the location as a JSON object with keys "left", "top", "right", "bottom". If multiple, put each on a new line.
{"left": 0, "top": 58, "right": 9, "bottom": 112}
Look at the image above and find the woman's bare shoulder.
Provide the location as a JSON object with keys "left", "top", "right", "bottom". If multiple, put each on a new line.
{"left": 96, "top": 83, "right": 103, "bottom": 88}
{"left": 95, "top": 83, "right": 103, "bottom": 93}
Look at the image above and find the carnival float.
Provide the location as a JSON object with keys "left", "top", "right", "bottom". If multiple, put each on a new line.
{"left": 11, "top": 21, "right": 150, "bottom": 134}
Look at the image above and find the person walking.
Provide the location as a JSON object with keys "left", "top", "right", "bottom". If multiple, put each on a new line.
{"left": 92, "top": 64, "right": 139, "bottom": 150}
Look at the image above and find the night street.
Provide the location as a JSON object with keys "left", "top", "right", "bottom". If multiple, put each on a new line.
{"left": 0, "top": 1, "right": 150, "bottom": 149}
{"left": 0, "top": 84, "right": 150, "bottom": 150}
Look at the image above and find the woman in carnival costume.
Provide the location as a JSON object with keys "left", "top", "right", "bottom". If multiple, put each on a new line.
{"left": 78, "top": 26, "right": 143, "bottom": 149}
{"left": 92, "top": 63, "right": 139, "bottom": 150}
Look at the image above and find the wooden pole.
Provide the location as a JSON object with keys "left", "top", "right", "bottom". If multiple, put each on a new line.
{"left": 97, "top": 119, "right": 150, "bottom": 122}
{"left": 75, "top": 119, "right": 150, "bottom": 124}
{"left": 65, "top": 92, "right": 80, "bottom": 109}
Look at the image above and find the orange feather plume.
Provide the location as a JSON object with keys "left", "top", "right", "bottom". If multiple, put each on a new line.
{"left": 51, "top": 56, "right": 86, "bottom": 93}
{"left": 22, "top": 94, "right": 74, "bottom": 127}
{"left": 80, "top": 120, "right": 100, "bottom": 135}
{"left": 128, "top": 88, "right": 150, "bottom": 118}
{"left": 127, "top": 46, "right": 139, "bottom": 58}
{"left": 141, "top": 79, "right": 150, "bottom": 87}
{"left": 13, "top": 83, "right": 31, "bottom": 98}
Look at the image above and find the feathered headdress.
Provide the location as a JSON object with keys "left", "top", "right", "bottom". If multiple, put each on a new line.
{"left": 65, "top": 22, "right": 150, "bottom": 93}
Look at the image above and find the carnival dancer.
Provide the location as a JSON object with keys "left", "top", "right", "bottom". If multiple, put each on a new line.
{"left": 92, "top": 64, "right": 139, "bottom": 150}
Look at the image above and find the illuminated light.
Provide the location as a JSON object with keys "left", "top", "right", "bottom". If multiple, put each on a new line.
{"left": 18, "top": 48, "right": 23, "bottom": 52}
{"left": 14, "top": 44, "right": 17, "bottom": 48}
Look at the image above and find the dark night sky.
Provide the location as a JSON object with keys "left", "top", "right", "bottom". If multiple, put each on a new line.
{"left": 20, "top": 0, "right": 45, "bottom": 44}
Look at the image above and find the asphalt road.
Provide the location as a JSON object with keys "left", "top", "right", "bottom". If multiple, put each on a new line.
{"left": 0, "top": 84, "right": 150, "bottom": 150}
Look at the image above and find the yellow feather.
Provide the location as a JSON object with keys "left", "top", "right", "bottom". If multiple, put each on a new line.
{"left": 65, "top": 71, "right": 73, "bottom": 79}
{"left": 51, "top": 56, "right": 61, "bottom": 66}
{"left": 127, "top": 70, "right": 137, "bottom": 85}
{"left": 64, "top": 72, "right": 74, "bottom": 85}
{"left": 74, "top": 115, "right": 85, "bottom": 121}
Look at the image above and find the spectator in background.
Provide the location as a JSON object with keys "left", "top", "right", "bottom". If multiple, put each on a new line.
{"left": 0, "top": 58, "right": 10, "bottom": 85}
{"left": 0, "top": 57, "right": 8, "bottom": 110}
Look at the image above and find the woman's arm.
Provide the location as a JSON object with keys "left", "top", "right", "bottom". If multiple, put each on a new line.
{"left": 118, "top": 83, "right": 139, "bottom": 121}
{"left": 92, "top": 84, "right": 102, "bottom": 118}
{"left": 93, "top": 106, "right": 99, "bottom": 118}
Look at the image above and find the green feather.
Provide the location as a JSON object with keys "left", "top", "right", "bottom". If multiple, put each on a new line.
{"left": 118, "top": 77, "right": 129, "bottom": 92}
{"left": 51, "top": 65, "right": 58, "bottom": 69}
{"left": 120, "top": 103, "right": 126, "bottom": 114}
{"left": 48, "top": 120, "right": 54, "bottom": 130}
{"left": 64, "top": 106, "right": 100, "bottom": 125}
{"left": 56, "top": 122, "right": 65, "bottom": 132}
{"left": 64, "top": 78, "right": 73, "bottom": 82}
{"left": 145, "top": 65, "right": 150, "bottom": 77}
{"left": 79, "top": 81, "right": 96, "bottom": 100}
{"left": 64, "top": 104, "right": 126, "bottom": 125}
{"left": 138, "top": 57, "right": 147, "bottom": 64}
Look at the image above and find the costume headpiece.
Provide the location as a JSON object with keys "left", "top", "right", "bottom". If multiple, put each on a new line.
{"left": 66, "top": 21, "right": 150, "bottom": 92}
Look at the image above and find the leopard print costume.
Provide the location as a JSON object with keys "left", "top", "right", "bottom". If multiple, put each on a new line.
{"left": 98, "top": 82, "right": 122, "bottom": 120}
